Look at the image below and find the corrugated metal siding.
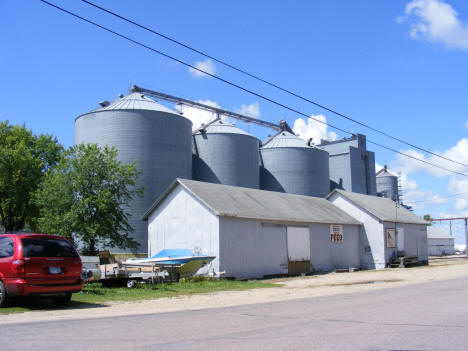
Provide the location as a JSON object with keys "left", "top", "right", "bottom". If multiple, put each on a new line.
{"left": 376, "top": 173, "right": 399, "bottom": 201}
{"left": 319, "top": 134, "right": 376, "bottom": 195}
{"left": 75, "top": 106, "right": 193, "bottom": 253}
{"left": 192, "top": 131, "right": 260, "bottom": 189}
{"left": 260, "top": 132, "right": 330, "bottom": 197}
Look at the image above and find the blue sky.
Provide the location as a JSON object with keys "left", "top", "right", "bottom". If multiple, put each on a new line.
{"left": 1, "top": 0, "right": 467, "bottom": 242}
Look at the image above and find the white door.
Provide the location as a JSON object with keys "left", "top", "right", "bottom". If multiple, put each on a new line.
{"left": 287, "top": 226, "right": 310, "bottom": 261}
{"left": 397, "top": 228, "right": 405, "bottom": 251}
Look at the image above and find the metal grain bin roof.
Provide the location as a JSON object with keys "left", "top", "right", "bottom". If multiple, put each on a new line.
{"left": 376, "top": 167, "right": 397, "bottom": 178}
{"left": 328, "top": 189, "right": 427, "bottom": 225}
{"left": 143, "top": 179, "right": 361, "bottom": 226}
{"left": 261, "top": 131, "right": 310, "bottom": 149}
{"left": 194, "top": 119, "right": 253, "bottom": 136}
{"left": 82, "top": 92, "right": 178, "bottom": 115}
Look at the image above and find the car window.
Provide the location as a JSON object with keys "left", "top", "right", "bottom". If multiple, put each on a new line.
{"left": 21, "top": 238, "right": 78, "bottom": 258}
{"left": 0, "top": 237, "right": 14, "bottom": 258}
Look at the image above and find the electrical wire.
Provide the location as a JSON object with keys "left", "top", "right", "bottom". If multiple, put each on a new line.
{"left": 407, "top": 191, "right": 468, "bottom": 204}
{"left": 39, "top": 0, "right": 468, "bottom": 177}
{"left": 80, "top": 0, "right": 468, "bottom": 169}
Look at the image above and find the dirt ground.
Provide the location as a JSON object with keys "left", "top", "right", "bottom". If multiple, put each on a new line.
{"left": 2, "top": 257, "right": 468, "bottom": 325}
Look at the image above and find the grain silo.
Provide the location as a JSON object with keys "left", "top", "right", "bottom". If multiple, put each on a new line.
{"left": 376, "top": 166, "right": 399, "bottom": 202}
{"left": 260, "top": 131, "right": 330, "bottom": 197}
{"left": 75, "top": 92, "right": 193, "bottom": 253}
{"left": 192, "top": 119, "right": 259, "bottom": 188}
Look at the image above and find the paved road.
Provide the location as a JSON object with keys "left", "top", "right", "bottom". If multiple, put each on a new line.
{"left": 3, "top": 277, "right": 468, "bottom": 351}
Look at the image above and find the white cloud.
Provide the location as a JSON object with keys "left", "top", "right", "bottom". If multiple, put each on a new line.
{"left": 448, "top": 177, "right": 468, "bottom": 212}
{"left": 235, "top": 102, "right": 260, "bottom": 118}
{"left": 176, "top": 99, "right": 220, "bottom": 130}
{"left": 448, "top": 177, "right": 468, "bottom": 194}
{"left": 177, "top": 100, "right": 262, "bottom": 130}
{"left": 390, "top": 138, "right": 468, "bottom": 177}
{"left": 292, "top": 115, "right": 338, "bottom": 144}
{"left": 455, "top": 198, "right": 468, "bottom": 210}
{"left": 189, "top": 59, "right": 216, "bottom": 77}
{"left": 402, "top": 0, "right": 468, "bottom": 49}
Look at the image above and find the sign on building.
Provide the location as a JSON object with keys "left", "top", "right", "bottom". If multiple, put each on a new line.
{"left": 386, "top": 228, "right": 396, "bottom": 248}
{"left": 330, "top": 224, "right": 343, "bottom": 243}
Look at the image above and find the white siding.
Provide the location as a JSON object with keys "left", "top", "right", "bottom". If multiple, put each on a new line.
{"left": 329, "top": 193, "right": 385, "bottom": 269}
{"left": 219, "top": 218, "right": 288, "bottom": 279}
{"left": 147, "top": 185, "right": 220, "bottom": 274}
{"left": 383, "top": 222, "right": 428, "bottom": 262}
{"left": 428, "top": 238, "right": 455, "bottom": 256}
{"left": 309, "top": 223, "right": 361, "bottom": 272}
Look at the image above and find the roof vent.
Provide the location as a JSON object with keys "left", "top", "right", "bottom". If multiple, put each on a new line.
{"left": 99, "top": 100, "right": 110, "bottom": 107}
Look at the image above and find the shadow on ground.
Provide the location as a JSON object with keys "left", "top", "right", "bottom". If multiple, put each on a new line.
{"left": 2, "top": 296, "right": 107, "bottom": 313}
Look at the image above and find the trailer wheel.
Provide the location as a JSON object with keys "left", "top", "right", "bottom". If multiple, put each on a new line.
{"left": 126, "top": 280, "right": 136, "bottom": 288}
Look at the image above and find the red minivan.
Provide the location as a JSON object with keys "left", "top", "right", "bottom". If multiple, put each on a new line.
{"left": 0, "top": 233, "right": 84, "bottom": 307}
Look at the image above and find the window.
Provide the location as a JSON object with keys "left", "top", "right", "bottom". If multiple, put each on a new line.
{"left": 0, "top": 237, "right": 14, "bottom": 258}
{"left": 21, "top": 238, "right": 78, "bottom": 258}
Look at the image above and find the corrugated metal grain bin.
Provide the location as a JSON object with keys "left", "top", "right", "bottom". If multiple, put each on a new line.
{"left": 75, "top": 92, "right": 193, "bottom": 253}
{"left": 192, "top": 119, "right": 260, "bottom": 188}
{"left": 376, "top": 166, "right": 399, "bottom": 202}
{"left": 260, "top": 131, "right": 330, "bottom": 197}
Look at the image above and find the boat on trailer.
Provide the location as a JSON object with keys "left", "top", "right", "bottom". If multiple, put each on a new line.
{"left": 124, "top": 249, "right": 216, "bottom": 277}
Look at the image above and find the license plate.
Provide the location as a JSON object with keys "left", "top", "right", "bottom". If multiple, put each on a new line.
{"left": 49, "top": 266, "right": 61, "bottom": 274}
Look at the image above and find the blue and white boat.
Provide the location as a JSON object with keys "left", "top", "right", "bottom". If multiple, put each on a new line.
{"left": 124, "top": 249, "right": 215, "bottom": 277}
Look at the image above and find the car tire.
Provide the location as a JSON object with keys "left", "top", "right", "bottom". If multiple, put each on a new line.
{"left": 0, "top": 280, "right": 8, "bottom": 308}
{"left": 52, "top": 293, "right": 72, "bottom": 306}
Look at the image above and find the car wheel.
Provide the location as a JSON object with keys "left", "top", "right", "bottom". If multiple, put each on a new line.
{"left": 0, "top": 280, "right": 8, "bottom": 308}
{"left": 52, "top": 293, "right": 72, "bottom": 306}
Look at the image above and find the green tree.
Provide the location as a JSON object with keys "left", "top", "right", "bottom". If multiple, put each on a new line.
{"left": 0, "top": 121, "right": 63, "bottom": 232}
{"left": 423, "top": 214, "right": 433, "bottom": 224}
{"left": 35, "top": 143, "right": 144, "bottom": 254}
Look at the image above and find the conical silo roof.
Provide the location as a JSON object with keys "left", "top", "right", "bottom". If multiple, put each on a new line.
{"left": 376, "top": 167, "right": 397, "bottom": 178}
{"left": 195, "top": 119, "right": 253, "bottom": 136}
{"left": 261, "top": 131, "right": 310, "bottom": 149}
{"left": 85, "top": 92, "right": 178, "bottom": 115}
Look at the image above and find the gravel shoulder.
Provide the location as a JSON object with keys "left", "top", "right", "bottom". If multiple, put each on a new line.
{"left": 2, "top": 257, "right": 467, "bottom": 325}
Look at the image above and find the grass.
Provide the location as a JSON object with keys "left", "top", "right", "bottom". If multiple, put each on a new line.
{"left": 0, "top": 278, "right": 281, "bottom": 314}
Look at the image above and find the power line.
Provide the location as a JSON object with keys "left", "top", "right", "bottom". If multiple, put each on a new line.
{"left": 407, "top": 191, "right": 468, "bottom": 204}
{"left": 80, "top": 0, "right": 468, "bottom": 169}
{"left": 39, "top": 0, "right": 468, "bottom": 177}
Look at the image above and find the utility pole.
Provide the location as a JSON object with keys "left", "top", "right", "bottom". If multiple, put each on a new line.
{"left": 465, "top": 219, "right": 468, "bottom": 259}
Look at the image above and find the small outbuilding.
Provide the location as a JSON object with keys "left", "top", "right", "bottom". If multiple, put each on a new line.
{"left": 427, "top": 226, "right": 455, "bottom": 256}
{"left": 143, "top": 179, "right": 362, "bottom": 279}
{"left": 327, "top": 189, "right": 428, "bottom": 269}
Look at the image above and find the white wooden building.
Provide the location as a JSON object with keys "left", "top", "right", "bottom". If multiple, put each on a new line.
{"left": 328, "top": 189, "right": 428, "bottom": 269}
{"left": 427, "top": 226, "right": 455, "bottom": 256}
{"left": 142, "top": 179, "right": 362, "bottom": 279}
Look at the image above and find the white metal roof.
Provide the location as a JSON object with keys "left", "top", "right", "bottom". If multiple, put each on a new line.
{"left": 85, "top": 92, "right": 178, "bottom": 114}
{"left": 143, "top": 179, "right": 362, "bottom": 226}
{"left": 194, "top": 119, "right": 253, "bottom": 136}
{"left": 261, "top": 131, "right": 311, "bottom": 149}
{"left": 328, "top": 189, "right": 428, "bottom": 225}
{"left": 427, "top": 226, "right": 454, "bottom": 239}
{"left": 376, "top": 167, "right": 397, "bottom": 178}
